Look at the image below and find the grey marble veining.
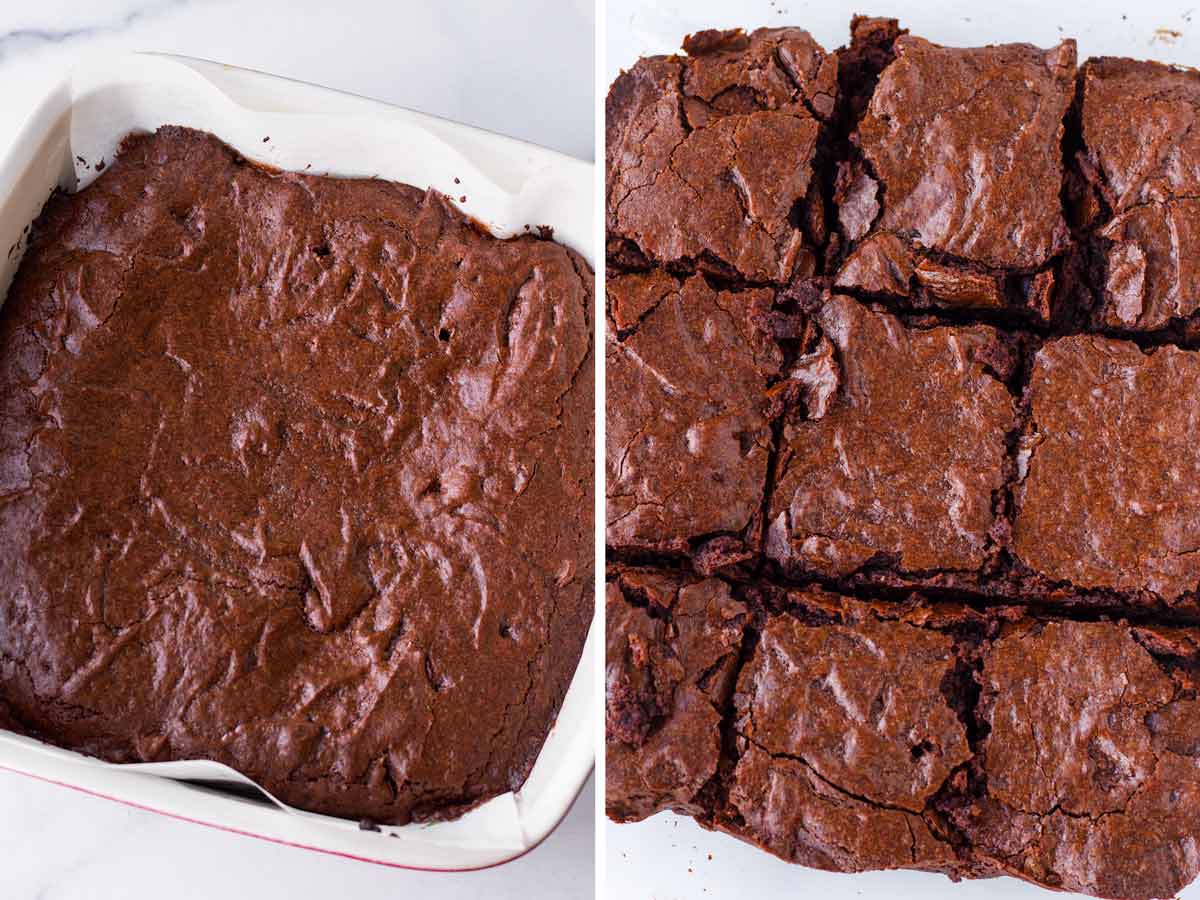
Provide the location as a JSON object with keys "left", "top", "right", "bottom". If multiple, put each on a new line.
{"left": 0, "top": 0, "right": 195, "bottom": 62}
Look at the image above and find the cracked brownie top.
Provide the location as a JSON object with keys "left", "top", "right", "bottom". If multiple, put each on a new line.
{"left": 607, "top": 13, "right": 1200, "bottom": 900}
{"left": 608, "top": 572, "right": 1200, "bottom": 899}
{"left": 0, "top": 126, "right": 593, "bottom": 824}
{"left": 856, "top": 35, "right": 1076, "bottom": 271}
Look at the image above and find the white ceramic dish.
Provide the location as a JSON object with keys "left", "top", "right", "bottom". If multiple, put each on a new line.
{"left": 0, "top": 52, "right": 595, "bottom": 871}
{"left": 605, "top": 0, "right": 1200, "bottom": 897}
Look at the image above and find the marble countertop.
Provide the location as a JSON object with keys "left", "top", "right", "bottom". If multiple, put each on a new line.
{"left": 2, "top": 770, "right": 594, "bottom": 899}
{"left": 0, "top": 0, "right": 593, "bottom": 159}
{"left": 0, "top": 1, "right": 594, "bottom": 898}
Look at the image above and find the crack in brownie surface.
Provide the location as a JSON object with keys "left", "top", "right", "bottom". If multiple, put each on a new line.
{"left": 0, "top": 126, "right": 594, "bottom": 824}
{"left": 607, "top": 14, "right": 1200, "bottom": 899}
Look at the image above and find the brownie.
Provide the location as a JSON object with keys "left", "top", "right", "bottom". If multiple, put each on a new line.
{"left": 856, "top": 35, "right": 1075, "bottom": 271}
{"left": 605, "top": 569, "right": 748, "bottom": 822}
{"left": 607, "top": 16, "right": 1200, "bottom": 898}
{"left": 722, "top": 601, "right": 968, "bottom": 874}
{"left": 832, "top": 24, "right": 1075, "bottom": 320}
{"left": 0, "top": 127, "right": 593, "bottom": 824}
{"left": 960, "top": 619, "right": 1200, "bottom": 898}
{"left": 606, "top": 271, "right": 783, "bottom": 558}
{"left": 1077, "top": 58, "right": 1200, "bottom": 330}
{"left": 766, "top": 294, "right": 1016, "bottom": 582}
{"left": 606, "top": 27, "right": 836, "bottom": 282}
{"left": 1012, "top": 335, "right": 1200, "bottom": 608}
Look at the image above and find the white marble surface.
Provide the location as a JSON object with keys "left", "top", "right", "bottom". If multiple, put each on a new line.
{"left": 0, "top": 1, "right": 594, "bottom": 898}
{"left": 2, "top": 770, "right": 594, "bottom": 899}
{"left": 0, "top": 0, "right": 594, "bottom": 160}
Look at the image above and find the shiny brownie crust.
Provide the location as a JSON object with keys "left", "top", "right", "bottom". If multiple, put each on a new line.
{"left": 0, "top": 126, "right": 593, "bottom": 824}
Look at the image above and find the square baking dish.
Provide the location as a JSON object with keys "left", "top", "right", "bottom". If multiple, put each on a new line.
{"left": 0, "top": 52, "right": 595, "bottom": 871}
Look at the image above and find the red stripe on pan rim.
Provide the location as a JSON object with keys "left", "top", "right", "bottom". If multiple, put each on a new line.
{"left": 0, "top": 762, "right": 591, "bottom": 872}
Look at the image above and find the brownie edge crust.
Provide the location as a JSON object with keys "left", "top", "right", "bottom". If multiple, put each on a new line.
{"left": 0, "top": 126, "right": 594, "bottom": 825}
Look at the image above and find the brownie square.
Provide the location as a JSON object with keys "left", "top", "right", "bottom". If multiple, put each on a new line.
{"left": 605, "top": 569, "right": 748, "bottom": 822}
{"left": 959, "top": 619, "right": 1200, "bottom": 899}
{"left": 720, "top": 593, "right": 968, "bottom": 873}
{"left": 767, "top": 294, "right": 1016, "bottom": 582}
{"left": 1013, "top": 335, "right": 1200, "bottom": 605}
{"left": 735, "top": 606, "right": 970, "bottom": 812}
{"left": 1079, "top": 58, "right": 1200, "bottom": 329}
{"left": 833, "top": 28, "right": 1074, "bottom": 321}
{"left": 857, "top": 35, "right": 1075, "bottom": 271}
{"left": 606, "top": 28, "right": 835, "bottom": 282}
{"left": 606, "top": 271, "right": 782, "bottom": 554}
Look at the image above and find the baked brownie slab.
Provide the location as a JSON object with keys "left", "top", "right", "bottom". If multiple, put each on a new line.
{"left": 766, "top": 294, "right": 1016, "bottom": 582}
{"left": 606, "top": 28, "right": 835, "bottom": 282}
{"left": 1013, "top": 335, "right": 1200, "bottom": 606}
{"left": 607, "top": 16, "right": 1200, "bottom": 899}
{"left": 0, "top": 126, "right": 593, "bottom": 824}
{"left": 1077, "top": 58, "right": 1200, "bottom": 330}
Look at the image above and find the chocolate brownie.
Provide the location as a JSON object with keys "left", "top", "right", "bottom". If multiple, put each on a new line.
{"left": 833, "top": 20, "right": 1075, "bottom": 321}
{"left": 0, "top": 126, "right": 593, "bottom": 824}
{"left": 606, "top": 271, "right": 784, "bottom": 559}
{"left": 1076, "top": 57, "right": 1200, "bottom": 331}
{"left": 960, "top": 619, "right": 1200, "bottom": 899}
{"left": 1012, "top": 335, "right": 1200, "bottom": 608}
{"left": 857, "top": 35, "right": 1075, "bottom": 270}
{"left": 605, "top": 570, "right": 747, "bottom": 822}
{"left": 715, "top": 590, "right": 979, "bottom": 877}
{"left": 606, "top": 28, "right": 836, "bottom": 282}
{"left": 766, "top": 294, "right": 1017, "bottom": 583}
{"left": 607, "top": 14, "right": 1200, "bottom": 900}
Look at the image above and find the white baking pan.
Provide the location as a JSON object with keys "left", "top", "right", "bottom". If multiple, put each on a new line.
{"left": 0, "top": 52, "right": 595, "bottom": 871}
